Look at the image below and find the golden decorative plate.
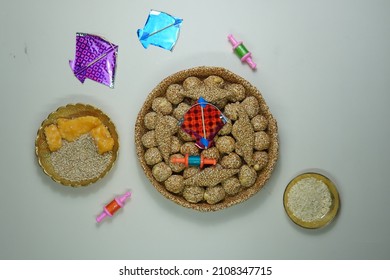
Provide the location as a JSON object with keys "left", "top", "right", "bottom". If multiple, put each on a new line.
{"left": 35, "top": 103, "right": 119, "bottom": 187}
{"left": 283, "top": 172, "right": 340, "bottom": 229}
{"left": 135, "top": 66, "right": 279, "bottom": 211}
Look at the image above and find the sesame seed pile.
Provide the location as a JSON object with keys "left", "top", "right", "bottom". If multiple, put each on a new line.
{"left": 287, "top": 177, "right": 332, "bottom": 222}
{"left": 50, "top": 134, "right": 113, "bottom": 183}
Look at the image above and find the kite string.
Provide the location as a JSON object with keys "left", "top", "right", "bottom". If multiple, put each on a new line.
{"left": 200, "top": 105, "right": 207, "bottom": 140}
{"left": 147, "top": 21, "right": 179, "bottom": 37}
{"left": 74, "top": 41, "right": 118, "bottom": 75}
{"left": 74, "top": 52, "right": 107, "bottom": 75}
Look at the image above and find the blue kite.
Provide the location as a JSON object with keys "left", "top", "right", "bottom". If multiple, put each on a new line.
{"left": 137, "top": 10, "right": 183, "bottom": 51}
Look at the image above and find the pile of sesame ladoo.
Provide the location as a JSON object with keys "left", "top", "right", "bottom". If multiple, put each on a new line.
{"left": 135, "top": 66, "right": 279, "bottom": 211}
{"left": 36, "top": 103, "right": 119, "bottom": 187}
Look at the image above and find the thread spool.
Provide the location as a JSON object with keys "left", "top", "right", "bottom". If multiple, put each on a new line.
{"left": 96, "top": 191, "right": 131, "bottom": 223}
{"left": 228, "top": 34, "right": 257, "bottom": 70}
{"left": 171, "top": 154, "right": 217, "bottom": 169}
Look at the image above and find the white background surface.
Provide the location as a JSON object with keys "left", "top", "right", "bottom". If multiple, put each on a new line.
{"left": 1, "top": 0, "right": 389, "bottom": 260}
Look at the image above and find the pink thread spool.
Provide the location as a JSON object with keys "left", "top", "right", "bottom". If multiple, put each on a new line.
{"left": 228, "top": 34, "right": 257, "bottom": 70}
{"left": 96, "top": 191, "right": 131, "bottom": 223}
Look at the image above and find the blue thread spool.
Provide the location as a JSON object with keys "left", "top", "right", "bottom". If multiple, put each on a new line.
{"left": 171, "top": 154, "right": 217, "bottom": 168}
{"left": 188, "top": 155, "right": 201, "bottom": 166}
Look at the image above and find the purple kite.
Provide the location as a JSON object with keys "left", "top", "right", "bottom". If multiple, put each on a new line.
{"left": 69, "top": 33, "right": 118, "bottom": 88}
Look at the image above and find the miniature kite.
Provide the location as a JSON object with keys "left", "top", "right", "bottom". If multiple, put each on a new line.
{"left": 179, "top": 97, "right": 228, "bottom": 149}
{"left": 137, "top": 10, "right": 183, "bottom": 51}
{"left": 69, "top": 33, "right": 118, "bottom": 88}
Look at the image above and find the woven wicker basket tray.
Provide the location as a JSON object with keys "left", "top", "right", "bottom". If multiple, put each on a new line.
{"left": 135, "top": 66, "right": 279, "bottom": 211}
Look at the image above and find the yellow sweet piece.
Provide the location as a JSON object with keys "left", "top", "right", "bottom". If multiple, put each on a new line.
{"left": 57, "top": 116, "right": 102, "bottom": 142}
{"left": 44, "top": 124, "right": 62, "bottom": 152}
{"left": 90, "top": 124, "right": 114, "bottom": 154}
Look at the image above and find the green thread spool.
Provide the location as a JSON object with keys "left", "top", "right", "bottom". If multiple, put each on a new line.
{"left": 234, "top": 44, "right": 249, "bottom": 58}
{"left": 228, "top": 34, "right": 257, "bottom": 69}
